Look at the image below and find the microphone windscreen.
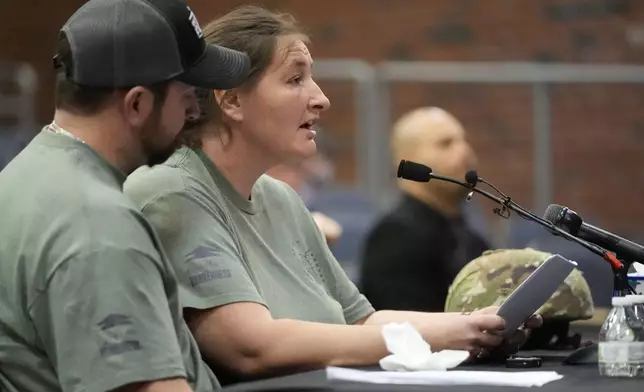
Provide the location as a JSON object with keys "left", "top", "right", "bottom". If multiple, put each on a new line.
{"left": 464, "top": 170, "right": 479, "bottom": 186}
{"left": 397, "top": 160, "right": 432, "bottom": 182}
{"left": 543, "top": 204, "right": 565, "bottom": 224}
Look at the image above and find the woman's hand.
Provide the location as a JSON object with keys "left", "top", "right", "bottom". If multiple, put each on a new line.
{"left": 468, "top": 307, "right": 543, "bottom": 360}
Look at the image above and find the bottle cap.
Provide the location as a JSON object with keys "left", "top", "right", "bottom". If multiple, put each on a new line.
{"left": 612, "top": 296, "right": 632, "bottom": 306}
{"left": 625, "top": 294, "right": 644, "bottom": 304}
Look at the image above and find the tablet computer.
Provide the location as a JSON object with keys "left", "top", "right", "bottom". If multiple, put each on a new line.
{"left": 496, "top": 254, "right": 578, "bottom": 338}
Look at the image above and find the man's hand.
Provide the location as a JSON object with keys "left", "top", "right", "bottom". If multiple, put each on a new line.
{"left": 311, "top": 212, "right": 342, "bottom": 245}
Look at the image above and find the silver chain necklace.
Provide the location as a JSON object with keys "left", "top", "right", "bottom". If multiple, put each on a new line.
{"left": 49, "top": 121, "right": 86, "bottom": 144}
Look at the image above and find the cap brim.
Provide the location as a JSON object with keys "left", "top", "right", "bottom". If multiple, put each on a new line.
{"left": 178, "top": 44, "right": 250, "bottom": 89}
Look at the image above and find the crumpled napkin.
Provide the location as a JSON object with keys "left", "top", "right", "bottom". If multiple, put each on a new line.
{"left": 379, "top": 322, "right": 470, "bottom": 371}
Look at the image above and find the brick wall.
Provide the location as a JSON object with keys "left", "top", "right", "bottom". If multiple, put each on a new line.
{"left": 2, "top": 0, "right": 644, "bottom": 236}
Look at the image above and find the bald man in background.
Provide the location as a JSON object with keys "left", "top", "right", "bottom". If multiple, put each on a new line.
{"left": 359, "top": 107, "right": 490, "bottom": 312}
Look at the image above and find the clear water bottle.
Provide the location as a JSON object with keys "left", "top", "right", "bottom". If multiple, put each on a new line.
{"left": 626, "top": 294, "right": 644, "bottom": 348}
{"left": 598, "top": 296, "right": 644, "bottom": 377}
{"left": 627, "top": 295, "right": 644, "bottom": 324}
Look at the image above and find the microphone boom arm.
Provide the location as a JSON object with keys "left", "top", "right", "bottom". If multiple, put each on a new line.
{"left": 432, "top": 174, "right": 618, "bottom": 265}
{"left": 397, "top": 160, "right": 633, "bottom": 295}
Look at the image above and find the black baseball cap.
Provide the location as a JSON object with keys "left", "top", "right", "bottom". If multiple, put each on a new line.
{"left": 54, "top": 0, "right": 250, "bottom": 89}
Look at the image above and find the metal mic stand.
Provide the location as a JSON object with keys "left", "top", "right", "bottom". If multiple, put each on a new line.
{"left": 465, "top": 181, "right": 636, "bottom": 365}
{"left": 397, "top": 160, "right": 635, "bottom": 365}
{"left": 426, "top": 171, "right": 629, "bottom": 279}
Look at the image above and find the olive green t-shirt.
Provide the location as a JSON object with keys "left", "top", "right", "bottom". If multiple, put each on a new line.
{"left": 124, "top": 147, "right": 374, "bottom": 325}
{"left": 0, "top": 129, "right": 219, "bottom": 392}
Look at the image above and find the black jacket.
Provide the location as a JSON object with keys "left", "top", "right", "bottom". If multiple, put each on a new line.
{"left": 359, "top": 194, "right": 489, "bottom": 312}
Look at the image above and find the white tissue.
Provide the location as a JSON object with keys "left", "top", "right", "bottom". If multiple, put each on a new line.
{"left": 379, "top": 322, "right": 470, "bottom": 371}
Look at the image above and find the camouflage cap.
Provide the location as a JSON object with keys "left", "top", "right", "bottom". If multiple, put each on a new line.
{"left": 444, "top": 248, "right": 594, "bottom": 321}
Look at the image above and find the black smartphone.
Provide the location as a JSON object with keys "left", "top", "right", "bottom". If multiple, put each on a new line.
{"left": 506, "top": 356, "right": 542, "bottom": 368}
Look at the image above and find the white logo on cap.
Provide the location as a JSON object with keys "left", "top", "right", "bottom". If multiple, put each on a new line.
{"left": 187, "top": 6, "right": 203, "bottom": 38}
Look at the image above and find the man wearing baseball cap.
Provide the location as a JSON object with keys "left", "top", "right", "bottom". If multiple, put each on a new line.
{"left": 0, "top": 1, "right": 249, "bottom": 391}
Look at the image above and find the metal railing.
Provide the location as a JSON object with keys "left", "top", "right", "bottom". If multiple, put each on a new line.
{"left": 315, "top": 60, "right": 644, "bottom": 215}
{"left": 312, "top": 60, "right": 379, "bottom": 194}
{"left": 375, "top": 61, "right": 644, "bottom": 213}
{"left": 4, "top": 59, "right": 644, "bottom": 219}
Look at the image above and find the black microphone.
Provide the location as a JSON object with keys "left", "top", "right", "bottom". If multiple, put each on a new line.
{"left": 397, "top": 159, "right": 625, "bottom": 271}
{"left": 461, "top": 171, "right": 479, "bottom": 201}
{"left": 398, "top": 160, "right": 532, "bottom": 220}
{"left": 544, "top": 204, "right": 644, "bottom": 264}
{"left": 397, "top": 160, "right": 469, "bottom": 186}
{"left": 397, "top": 160, "right": 432, "bottom": 182}
{"left": 465, "top": 170, "right": 479, "bottom": 187}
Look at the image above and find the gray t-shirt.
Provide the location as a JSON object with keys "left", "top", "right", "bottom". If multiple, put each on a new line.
{"left": 124, "top": 147, "right": 374, "bottom": 325}
{"left": 0, "top": 129, "right": 219, "bottom": 392}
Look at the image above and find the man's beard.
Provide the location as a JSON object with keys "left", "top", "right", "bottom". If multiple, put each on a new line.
{"left": 140, "top": 110, "right": 182, "bottom": 167}
{"left": 146, "top": 139, "right": 180, "bottom": 167}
